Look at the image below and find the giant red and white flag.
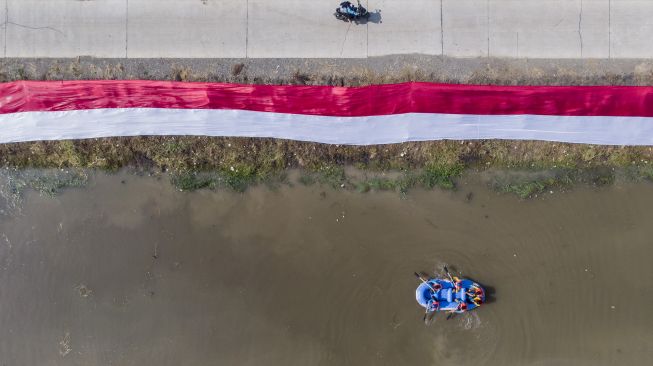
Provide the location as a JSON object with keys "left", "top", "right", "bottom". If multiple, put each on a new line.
{"left": 1, "top": 80, "right": 653, "bottom": 145}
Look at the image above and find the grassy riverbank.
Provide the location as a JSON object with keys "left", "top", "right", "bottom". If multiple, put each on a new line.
{"left": 1, "top": 137, "right": 652, "bottom": 198}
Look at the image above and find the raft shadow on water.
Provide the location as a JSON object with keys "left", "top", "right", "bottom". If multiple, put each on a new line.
{"left": 479, "top": 284, "right": 496, "bottom": 305}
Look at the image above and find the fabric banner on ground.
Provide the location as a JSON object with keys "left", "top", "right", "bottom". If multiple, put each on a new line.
{"left": 1, "top": 80, "right": 653, "bottom": 145}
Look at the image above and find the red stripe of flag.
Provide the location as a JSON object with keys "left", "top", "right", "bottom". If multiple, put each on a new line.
{"left": 1, "top": 80, "right": 652, "bottom": 117}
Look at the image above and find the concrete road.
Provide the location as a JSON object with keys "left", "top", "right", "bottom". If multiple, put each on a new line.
{"left": 2, "top": 0, "right": 652, "bottom": 58}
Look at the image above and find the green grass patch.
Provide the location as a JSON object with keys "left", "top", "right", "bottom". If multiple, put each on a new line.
{"left": 300, "top": 164, "right": 347, "bottom": 189}
{"left": 491, "top": 168, "right": 617, "bottom": 199}
{"left": 502, "top": 180, "right": 548, "bottom": 199}
{"left": 0, "top": 169, "right": 89, "bottom": 216}
{"left": 171, "top": 171, "right": 216, "bottom": 191}
{"left": 640, "top": 165, "right": 653, "bottom": 181}
{"left": 316, "top": 164, "right": 346, "bottom": 188}
{"left": 624, "top": 164, "right": 653, "bottom": 182}
{"left": 171, "top": 165, "right": 258, "bottom": 193}
{"left": 420, "top": 162, "right": 464, "bottom": 190}
{"left": 298, "top": 173, "right": 316, "bottom": 186}
{"left": 356, "top": 177, "right": 396, "bottom": 193}
{"left": 223, "top": 165, "right": 257, "bottom": 192}
{"left": 4, "top": 169, "right": 88, "bottom": 197}
{"left": 28, "top": 172, "right": 88, "bottom": 197}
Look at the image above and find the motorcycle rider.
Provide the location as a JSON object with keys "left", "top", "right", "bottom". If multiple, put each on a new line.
{"left": 339, "top": 1, "right": 358, "bottom": 17}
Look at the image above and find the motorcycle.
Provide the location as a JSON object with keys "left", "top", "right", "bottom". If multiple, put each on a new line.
{"left": 334, "top": 1, "right": 370, "bottom": 22}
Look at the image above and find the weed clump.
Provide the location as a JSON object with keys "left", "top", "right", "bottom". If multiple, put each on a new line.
{"left": 171, "top": 172, "right": 215, "bottom": 191}
{"left": 28, "top": 171, "right": 88, "bottom": 197}
{"left": 356, "top": 177, "right": 396, "bottom": 193}
{"left": 622, "top": 165, "right": 650, "bottom": 182}
{"left": 421, "top": 162, "right": 464, "bottom": 190}
{"left": 490, "top": 167, "right": 621, "bottom": 199}
{"left": 0, "top": 169, "right": 88, "bottom": 216}
{"left": 501, "top": 180, "right": 549, "bottom": 199}
{"left": 223, "top": 165, "right": 257, "bottom": 192}
{"left": 299, "top": 164, "right": 346, "bottom": 189}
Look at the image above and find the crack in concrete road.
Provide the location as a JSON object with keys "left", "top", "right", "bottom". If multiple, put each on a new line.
{"left": 3, "top": 1, "right": 7, "bottom": 58}
{"left": 440, "top": 0, "right": 444, "bottom": 56}
{"left": 608, "top": 0, "right": 611, "bottom": 59}
{"left": 578, "top": 0, "right": 583, "bottom": 58}
{"left": 125, "top": 0, "right": 129, "bottom": 58}
{"left": 2, "top": 21, "right": 64, "bottom": 35}
{"left": 340, "top": 22, "right": 352, "bottom": 57}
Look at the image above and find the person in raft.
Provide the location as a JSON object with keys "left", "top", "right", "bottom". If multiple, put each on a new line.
{"left": 454, "top": 277, "right": 462, "bottom": 291}
{"left": 428, "top": 299, "right": 440, "bottom": 312}
{"left": 466, "top": 285, "right": 483, "bottom": 298}
{"left": 455, "top": 300, "right": 467, "bottom": 312}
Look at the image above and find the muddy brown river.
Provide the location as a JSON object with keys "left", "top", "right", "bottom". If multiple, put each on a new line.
{"left": 0, "top": 171, "right": 651, "bottom": 365}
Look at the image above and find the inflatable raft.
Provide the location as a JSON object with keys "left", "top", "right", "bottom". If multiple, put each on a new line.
{"left": 416, "top": 277, "right": 485, "bottom": 314}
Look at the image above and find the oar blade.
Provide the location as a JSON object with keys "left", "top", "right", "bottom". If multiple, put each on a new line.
{"left": 424, "top": 311, "right": 436, "bottom": 326}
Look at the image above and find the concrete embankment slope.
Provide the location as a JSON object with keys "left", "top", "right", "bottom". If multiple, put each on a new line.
{"left": 2, "top": 0, "right": 652, "bottom": 59}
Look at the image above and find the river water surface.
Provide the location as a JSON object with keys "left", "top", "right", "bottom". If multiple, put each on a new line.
{"left": 0, "top": 171, "right": 651, "bottom": 365}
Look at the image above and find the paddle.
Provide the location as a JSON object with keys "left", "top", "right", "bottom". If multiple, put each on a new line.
{"left": 414, "top": 271, "right": 428, "bottom": 284}
{"left": 424, "top": 309, "right": 436, "bottom": 325}
{"left": 415, "top": 272, "right": 437, "bottom": 325}
{"left": 422, "top": 310, "right": 430, "bottom": 323}
{"left": 414, "top": 272, "right": 439, "bottom": 291}
{"left": 443, "top": 266, "right": 455, "bottom": 283}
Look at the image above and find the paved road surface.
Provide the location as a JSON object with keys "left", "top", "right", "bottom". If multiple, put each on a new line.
{"left": 2, "top": 0, "right": 653, "bottom": 58}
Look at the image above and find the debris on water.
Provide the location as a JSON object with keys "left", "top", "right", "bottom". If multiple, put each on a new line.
{"left": 611, "top": 305, "right": 616, "bottom": 309}
{"left": 2, "top": 233, "right": 11, "bottom": 249}
{"left": 75, "top": 284, "right": 92, "bottom": 298}
{"left": 390, "top": 313, "right": 402, "bottom": 329}
{"left": 58, "top": 332, "right": 72, "bottom": 357}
